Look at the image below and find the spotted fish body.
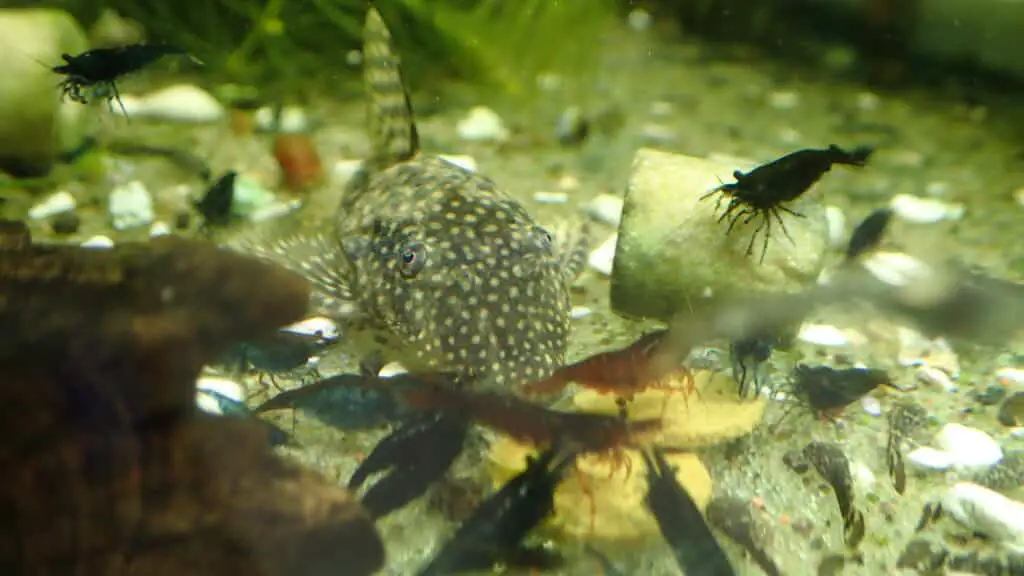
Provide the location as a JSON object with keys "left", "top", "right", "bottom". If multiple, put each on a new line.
{"left": 246, "top": 6, "right": 574, "bottom": 389}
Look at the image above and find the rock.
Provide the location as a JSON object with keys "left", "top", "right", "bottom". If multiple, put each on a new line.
{"left": 254, "top": 105, "right": 312, "bottom": 133}
{"left": 119, "top": 84, "right": 225, "bottom": 124}
{"left": 584, "top": 193, "right": 624, "bottom": 227}
{"left": 998, "top": 392, "right": 1024, "bottom": 427}
{"left": 149, "top": 221, "right": 171, "bottom": 237}
{"left": 889, "top": 193, "right": 964, "bottom": 223}
{"left": 81, "top": 235, "right": 114, "bottom": 248}
{"left": 934, "top": 423, "right": 1003, "bottom": 470}
{"left": 587, "top": 233, "right": 616, "bottom": 276}
{"left": 610, "top": 148, "right": 830, "bottom": 321}
{"left": 0, "top": 8, "right": 91, "bottom": 176}
{"left": 941, "top": 482, "right": 1024, "bottom": 552}
{"left": 28, "top": 190, "right": 76, "bottom": 220}
{"left": 456, "top": 106, "right": 509, "bottom": 142}
{"left": 108, "top": 180, "right": 155, "bottom": 230}
{"left": 87, "top": 8, "right": 145, "bottom": 48}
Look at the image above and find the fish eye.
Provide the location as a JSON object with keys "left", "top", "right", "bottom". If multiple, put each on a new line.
{"left": 398, "top": 243, "right": 426, "bottom": 277}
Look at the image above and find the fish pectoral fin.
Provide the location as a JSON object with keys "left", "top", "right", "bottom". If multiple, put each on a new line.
{"left": 230, "top": 229, "right": 355, "bottom": 302}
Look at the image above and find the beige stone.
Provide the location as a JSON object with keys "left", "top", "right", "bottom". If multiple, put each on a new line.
{"left": 0, "top": 9, "right": 91, "bottom": 176}
{"left": 610, "top": 147, "right": 829, "bottom": 321}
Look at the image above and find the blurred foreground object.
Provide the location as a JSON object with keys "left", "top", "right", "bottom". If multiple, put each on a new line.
{"left": 0, "top": 221, "right": 384, "bottom": 575}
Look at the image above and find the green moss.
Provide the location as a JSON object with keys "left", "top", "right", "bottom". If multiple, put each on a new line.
{"left": 7, "top": 0, "right": 616, "bottom": 104}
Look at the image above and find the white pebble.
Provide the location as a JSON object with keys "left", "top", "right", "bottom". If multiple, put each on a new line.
{"left": 196, "top": 376, "right": 245, "bottom": 402}
{"left": 585, "top": 194, "right": 624, "bottom": 227}
{"left": 851, "top": 461, "right": 876, "bottom": 491}
{"left": 569, "top": 306, "right": 593, "bottom": 320}
{"left": 332, "top": 159, "right": 364, "bottom": 187}
{"left": 282, "top": 316, "right": 339, "bottom": 340}
{"left": 995, "top": 367, "right": 1024, "bottom": 387}
{"left": 860, "top": 396, "right": 882, "bottom": 416}
{"left": 889, "top": 193, "right": 965, "bottom": 224}
{"left": 935, "top": 423, "right": 1003, "bottom": 470}
{"left": 108, "top": 180, "right": 155, "bottom": 230}
{"left": 120, "top": 84, "right": 225, "bottom": 124}
{"left": 941, "top": 482, "right": 1024, "bottom": 551}
{"left": 378, "top": 362, "right": 408, "bottom": 378}
{"left": 767, "top": 91, "right": 800, "bottom": 110}
{"left": 861, "top": 252, "right": 935, "bottom": 288}
{"left": 532, "top": 191, "right": 569, "bottom": 204}
{"left": 1014, "top": 187, "right": 1024, "bottom": 207}
{"left": 627, "top": 8, "right": 652, "bottom": 32}
{"left": 345, "top": 49, "right": 362, "bottom": 67}
{"left": 906, "top": 446, "right": 955, "bottom": 471}
{"left": 195, "top": 391, "right": 221, "bottom": 415}
{"left": 456, "top": 106, "right": 509, "bottom": 142}
{"left": 254, "top": 106, "right": 311, "bottom": 133}
{"left": 249, "top": 198, "right": 302, "bottom": 222}
{"left": 149, "top": 221, "right": 171, "bottom": 237}
{"left": 855, "top": 92, "right": 880, "bottom": 111}
{"left": 28, "top": 190, "right": 76, "bottom": 220}
{"left": 438, "top": 154, "right": 477, "bottom": 172}
{"left": 916, "top": 365, "right": 958, "bottom": 392}
{"left": 587, "top": 234, "right": 617, "bottom": 276}
{"left": 824, "top": 205, "right": 847, "bottom": 249}
{"left": 81, "top": 235, "right": 114, "bottom": 249}
{"left": 797, "top": 323, "right": 849, "bottom": 347}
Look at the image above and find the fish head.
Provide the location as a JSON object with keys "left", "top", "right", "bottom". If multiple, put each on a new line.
{"left": 342, "top": 194, "right": 571, "bottom": 388}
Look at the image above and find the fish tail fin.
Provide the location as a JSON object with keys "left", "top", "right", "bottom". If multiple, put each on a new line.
{"left": 363, "top": 5, "right": 419, "bottom": 169}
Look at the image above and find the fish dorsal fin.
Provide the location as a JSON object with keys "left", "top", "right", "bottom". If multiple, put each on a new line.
{"left": 363, "top": 5, "right": 420, "bottom": 171}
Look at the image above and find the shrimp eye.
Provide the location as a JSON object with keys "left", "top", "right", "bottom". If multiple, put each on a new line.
{"left": 398, "top": 244, "right": 425, "bottom": 278}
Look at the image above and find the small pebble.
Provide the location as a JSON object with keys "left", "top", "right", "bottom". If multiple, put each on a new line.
{"left": 108, "top": 180, "right": 155, "bottom": 230}
{"left": 941, "top": 482, "right": 1024, "bottom": 550}
{"left": 196, "top": 376, "right": 245, "bottom": 402}
{"left": 558, "top": 175, "right": 580, "bottom": 190}
{"left": 889, "top": 193, "right": 964, "bottom": 224}
{"left": 81, "top": 235, "right": 114, "bottom": 249}
{"left": 796, "top": 323, "right": 850, "bottom": 347}
{"left": 438, "top": 154, "right": 477, "bottom": 172}
{"left": 249, "top": 199, "right": 302, "bottom": 223}
{"left": 584, "top": 194, "right": 624, "bottom": 227}
{"left": 456, "top": 106, "right": 509, "bottom": 142}
{"left": 149, "top": 221, "right": 171, "bottom": 237}
{"left": 174, "top": 211, "right": 191, "bottom": 230}
{"left": 332, "top": 159, "right": 364, "bottom": 186}
{"left": 378, "top": 362, "right": 409, "bottom": 378}
{"left": 532, "top": 191, "right": 569, "bottom": 205}
{"left": 767, "top": 91, "right": 800, "bottom": 110}
{"left": 649, "top": 101, "right": 673, "bottom": 117}
{"left": 906, "top": 446, "right": 955, "bottom": 471}
{"left": 28, "top": 190, "right": 76, "bottom": 220}
{"left": 254, "top": 106, "right": 312, "bottom": 133}
{"left": 897, "top": 327, "right": 961, "bottom": 377}
{"left": 120, "top": 84, "right": 225, "bottom": 124}
{"left": 861, "top": 252, "right": 935, "bottom": 288}
{"left": 934, "top": 423, "right": 1003, "bottom": 470}
{"left": 231, "top": 175, "right": 276, "bottom": 217}
{"left": 627, "top": 7, "right": 652, "bottom": 32}
{"left": 1014, "top": 187, "right": 1024, "bottom": 207}
{"left": 569, "top": 306, "right": 593, "bottom": 320}
{"left": 855, "top": 92, "right": 880, "bottom": 112}
{"left": 824, "top": 205, "right": 847, "bottom": 249}
{"left": 638, "top": 123, "right": 678, "bottom": 145}
{"left": 995, "top": 367, "right": 1024, "bottom": 387}
{"left": 50, "top": 212, "right": 80, "bottom": 235}
{"left": 282, "top": 316, "right": 339, "bottom": 340}
{"left": 860, "top": 396, "right": 882, "bottom": 416}
{"left": 587, "top": 234, "right": 617, "bottom": 276}
{"left": 924, "top": 181, "right": 950, "bottom": 196}
{"left": 916, "top": 365, "right": 958, "bottom": 392}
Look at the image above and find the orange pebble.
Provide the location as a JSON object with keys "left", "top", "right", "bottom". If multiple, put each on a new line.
{"left": 273, "top": 133, "right": 324, "bottom": 192}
